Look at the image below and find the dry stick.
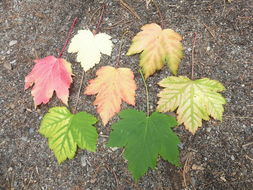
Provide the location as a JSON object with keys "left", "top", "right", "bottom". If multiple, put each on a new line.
{"left": 242, "top": 141, "right": 253, "bottom": 148}
{"left": 94, "top": 3, "right": 106, "bottom": 35}
{"left": 119, "top": 0, "right": 141, "bottom": 20}
{"left": 153, "top": 0, "right": 165, "bottom": 29}
{"left": 73, "top": 71, "right": 85, "bottom": 114}
{"left": 224, "top": 115, "right": 252, "bottom": 119}
{"left": 191, "top": 32, "right": 198, "bottom": 80}
{"left": 139, "top": 70, "right": 150, "bottom": 116}
{"left": 73, "top": 5, "right": 106, "bottom": 113}
{"left": 58, "top": 17, "right": 78, "bottom": 58}
{"left": 245, "top": 155, "right": 253, "bottom": 162}
{"left": 89, "top": 6, "right": 103, "bottom": 26}
{"left": 103, "top": 19, "right": 131, "bottom": 30}
{"left": 115, "top": 31, "right": 129, "bottom": 66}
{"left": 105, "top": 165, "right": 120, "bottom": 190}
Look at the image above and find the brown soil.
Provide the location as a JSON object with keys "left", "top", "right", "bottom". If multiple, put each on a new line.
{"left": 0, "top": 0, "right": 252, "bottom": 189}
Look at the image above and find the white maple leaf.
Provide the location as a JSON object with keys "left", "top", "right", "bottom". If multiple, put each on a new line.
{"left": 68, "top": 30, "right": 113, "bottom": 71}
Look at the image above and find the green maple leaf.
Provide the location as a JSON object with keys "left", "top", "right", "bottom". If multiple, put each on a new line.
{"left": 107, "top": 109, "right": 180, "bottom": 181}
{"left": 39, "top": 107, "right": 98, "bottom": 163}
{"left": 157, "top": 76, "right": 226, "bottom": 134}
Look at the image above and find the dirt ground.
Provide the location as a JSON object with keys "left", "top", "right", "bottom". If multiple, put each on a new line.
{"left": 0, "top": 0, "right": 252, "bottom": 189}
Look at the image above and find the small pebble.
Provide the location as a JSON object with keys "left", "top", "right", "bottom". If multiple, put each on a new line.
{"left": 178, "top": 143, "right": 184, "bottom": 149}
{"left": 4, "top": 62, "right": 12, "bottom": 70}
{"left": 8, "top": 167, "right": 13, "bottom": 172}
{"left": 206, "top": 128, "right": 211, "bottom": 132}
{"left": 21, "top": 136, "right": 28, "bottom": 141}
{"left": 112, "top": 39, "right": 118, "bottom": 43}
{"left": 206, "top": 46, "right": 211, "bottom": 51}
{"left": 29, "top": 128, "right": 35, "bottom": 134}
{"left": 110, "top": 147, "right": 118, "bottom": 151}
{"left": 9, "top": 40, "right": 18, "bottom": 46}
{"left": 10, "top": 103, "right": 15, "bottom": 109}
{"left": 226, "top": 97, "right": 231, "bottom": 102}
{"left": 231, "top": 155, "right": 235, "bottom": 160}
{"left": 191, "top": 177, "right": 196, "bottom": 186}
{"left": 192, "top": 164, "right": 204, "bottom": 170}
{"left": 10, "top": 60, "right": 16, "bottom": 66}
{"left": 81, "top": 155, "right": 87, "bottom": 167}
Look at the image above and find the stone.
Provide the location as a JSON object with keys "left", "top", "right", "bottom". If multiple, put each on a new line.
{"left": 9, "top": 40, "right": 18, "bottom": 46}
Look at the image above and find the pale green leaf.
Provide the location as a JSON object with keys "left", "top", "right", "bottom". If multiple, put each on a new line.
{"left": 157, "top": 76, "right": 226, "bottom": 134}
{"left": 39, "top": 107, "right": 98, "bottom": 163}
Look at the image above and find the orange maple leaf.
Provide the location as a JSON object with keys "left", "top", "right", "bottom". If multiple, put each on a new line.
{"left": 127, "top": 23, "right": 183, "bottom": 78}
{"left": 84, "top": 66, "right": 137, "bottom": 125}
{"left": 25, "top": 56, "right": 73, "bottom": 107}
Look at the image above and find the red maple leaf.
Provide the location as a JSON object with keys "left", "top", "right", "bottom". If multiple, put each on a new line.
{"left": 25, "top": 56, "right": 73, "bottom": 107}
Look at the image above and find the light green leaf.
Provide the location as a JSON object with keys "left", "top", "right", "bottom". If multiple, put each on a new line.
{"left": 157, "top": 76, "right": 226, "bottom": 134}
{"left": 107, "top": 109, "right": 180, "bottom": 181}
{"left": 39, "top": 107, "right": 98, "bottom": 163}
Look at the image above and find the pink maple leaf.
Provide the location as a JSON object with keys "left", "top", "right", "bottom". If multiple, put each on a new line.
{"left": 25, "top": 56, "right": 73, "bottom": 107}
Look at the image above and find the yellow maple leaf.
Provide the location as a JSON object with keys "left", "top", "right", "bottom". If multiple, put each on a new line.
{"left": 68, "top": 30, "right": 113, "bottom": 71}
{"left": 157, "top": 76, "right": 226, "bottom": 134}
{"left": 84, "top": 66, "right": 137, "bottom": 125}
{"left": 127, "top": 23, "right": 183, "bottom": 78}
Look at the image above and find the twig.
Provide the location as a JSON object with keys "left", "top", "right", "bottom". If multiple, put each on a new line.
{"left": 94, "top": 4, "right": 106, "bottom": 35}
{"left": 182, "top": 155, "right": 190, "bottom": 188}
{"left": 222, "top": 0, "right": 226, "bottom": 16}
{"left": 119, "top": 0, "right": 141, "bottom": 20}
{"left": 115, "top": 31, "right": 129, "bottom": 66}
{"left": 89, "top": 6, "right": 103, "bottom": 26}
{"left": 224, "top": 115, "right": 253, "bottom": 119}
{"left": 191, "top": 32, "right": 198, "bottom": 80}
{"left": 193, "top": 17, "right": 215, "bottom": 39}
{"left": 105, "top": 165, "right": 120, "bottom": 190}
{"left": 153, "top": 0, "right": 165, "bottom": 28}
{"left": 242, "top": 142, "right": 253, "bottom": 148}
{"left": 58, "top": 17, "right": 78, "bottom": 58}
{"left": 139, "top": 70, "right": 150, "bottom": 116}
{"left": 73, "top": 71, "right": 85, "bottom": 114}
{"left": 245, "top": 155, "right": 253, "bottom": 162}
{"left": 103, "top": 19, "right": 131, "bottom": 30}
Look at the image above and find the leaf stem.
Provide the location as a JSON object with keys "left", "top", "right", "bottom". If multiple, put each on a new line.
{"left": 93, "top": 4, "right": 106, "bottom": 35}
{"left": 191, "top": 32, "right": 198, "bottom": 80}
{"left": 72, "top": 4, "right": 106, "bottom": 113}
{"left": 153, "top": 0, "right": 165, "bottom": 29}
{"left": 58, "top": 17, "right": 78, "bottom": 58}
{"left": 139, "top": 70, "right": 150, "bottom": 116}
{"left": 73, "top": 70, "right": 85, "bottom": 114}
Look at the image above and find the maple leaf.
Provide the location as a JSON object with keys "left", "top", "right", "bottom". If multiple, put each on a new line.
{"left": 126, "top": 23, "right": 183, "bottom": 79}
{"left": 25, "top": 56, "right": 73, "bottom": 107}
{"left": 107, "top": 109, "right": 180, "bottom": 181}
{"left": 68, "top": 30, "right": 113, "bottom": 71}
{"left": 39, "top": 107, "right": 98, "bottom": 163}
{"left": 157, "top": 76, "right": 226, "bottom": 134}
{"left": 84, "top": 66, "right": 137, "bottom": 126}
